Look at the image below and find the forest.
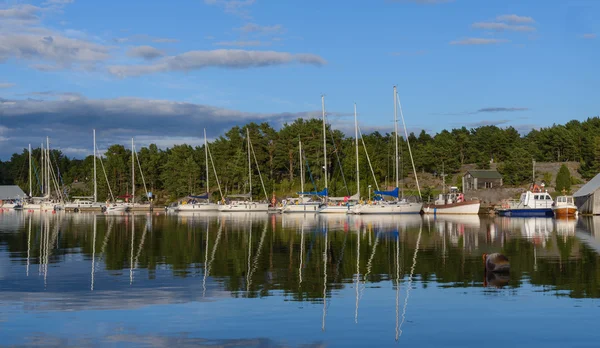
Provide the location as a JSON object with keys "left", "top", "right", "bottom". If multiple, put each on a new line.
{"left": 1, "top": 116, "right": 599, "bottom": 203}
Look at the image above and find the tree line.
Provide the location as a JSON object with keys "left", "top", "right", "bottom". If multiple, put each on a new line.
{"left": 1, "top": 117, "right": 599, "bottom": 202}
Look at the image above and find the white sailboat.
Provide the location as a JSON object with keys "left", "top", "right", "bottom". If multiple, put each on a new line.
{"left": 64, "top": 129, "right": 105, "bottom": 212}
{"left": 350, "top": 86, "right": 422, "bottom": 214}
{"left": 218, "top": 128, "right": 269, "bottom": 212}
{"left": 281, "top": 139, "right": 321, "bottom": 213}
{"left": 178, "top": 129, "right": 220, "bottom": 212}
{"left": 318, "top": 97, "right": 359, "bottom": 214}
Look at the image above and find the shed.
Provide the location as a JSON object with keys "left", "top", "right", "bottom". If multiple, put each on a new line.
{"left": 462, "top": 170, "right": 503, "bottom": 191}
{"left": 0, "top": 185, "right": 26, "bottom": 200}
{"left": 573, "top": 173, "right": 600, "bottom": 215}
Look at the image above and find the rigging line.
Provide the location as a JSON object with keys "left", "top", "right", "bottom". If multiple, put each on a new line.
{"left": 133, "top": 144, "right": 149, "bottom": 199}
{"left": 97, "top": 218, "right": 114, "bottom": 264}
{"left": 206, "top": 142, "right": 224, "bottom": 200}
{"left": 396, "top": 91, "right": 421, "bottom": 199}
{"left": 249, "top": 138, "right": 269, "bottom": 201}
{"left": 247, "top": 221, "right": 268, "bottom": 291}
{"left": 95, "top": 144, "right": 115, "bottom": 201}
{"left": 202, "top": 220, "right": 210, "bottom": 298}
{"left": 328, "top": 128, "right": 350, "bottom": 196}
{"left": 305, "top": 154, "right": 318, "bottom": 192}
{"left": 357, "top": 125, "right": 381, "bottom": 192}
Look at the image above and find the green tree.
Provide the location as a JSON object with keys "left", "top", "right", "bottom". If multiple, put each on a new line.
{"left": 556, "top": 164, "right": 572, "bottom": 193}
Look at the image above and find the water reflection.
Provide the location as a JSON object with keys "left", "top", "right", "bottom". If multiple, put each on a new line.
{"left": 1, "top": 211, "right": 600, "bottom": 346}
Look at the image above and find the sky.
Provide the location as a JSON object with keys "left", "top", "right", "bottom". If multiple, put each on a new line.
{"left": 0, "top": 0, "right": 598, "bottom": 159}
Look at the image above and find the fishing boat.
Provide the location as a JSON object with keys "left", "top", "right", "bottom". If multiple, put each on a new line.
{"left": 178, "top": 130, "right": 219, "bottom": 212}
{"left": 496, "top": 183, "right": 554, "bottom": 217}
{"left": 552, "top": 193, "right": 577, "bottom": 218}
{"left": 422, "top": 186, "right": 480, "bottom": 215}
{"left": 349, "top": 86, "right": 422, "bottom": 215}
{"left": 218, "top": 128, "right": 269, "bottom": 212}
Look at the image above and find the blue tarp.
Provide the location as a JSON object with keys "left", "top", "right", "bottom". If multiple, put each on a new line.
{"left": 374, "top": 187, "right": 399, "bottom": 198}
{"left": 297, "top": 188, "right": 328, "bottom": 196}
{"left": 189, "top": 194, "right": 209, "bottom": 199}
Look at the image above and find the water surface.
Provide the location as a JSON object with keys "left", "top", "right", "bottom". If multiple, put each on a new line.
{"left": 1, "top": 211, "right": 599, "bottom": 347}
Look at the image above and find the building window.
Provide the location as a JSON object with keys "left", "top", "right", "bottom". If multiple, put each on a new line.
{"left": 485, "top": 182, "right": 493, "bottom": 189}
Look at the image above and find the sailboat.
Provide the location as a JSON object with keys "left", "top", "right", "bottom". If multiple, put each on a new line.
{"left": 178, "top": 129, "right": 220, "bottom": 212}
{"left": 218, "top": 128, "right": 270, "bottom": 212}
{"left": 64, "top": 130, "right": 105, "bottom": 212}
{"left": 350, "top": 86, "right": 422, "bottom": 214}
{"left": 24, "top": 138, "right": 64, "bottom": 211}
{"left": 318, "top": 97, "right": 360, "bottom": 214}
{"left": 281, "top": 139, "right": 322, "bottom": 213}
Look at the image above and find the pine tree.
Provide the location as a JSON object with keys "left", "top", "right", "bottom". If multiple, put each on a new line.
{"left": 555, "top": 164, "right": 571, "bottom": 193}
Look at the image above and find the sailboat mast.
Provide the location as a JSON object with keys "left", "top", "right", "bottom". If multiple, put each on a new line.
{"left": 354, "top": 103, "right": 360, "bottom": 198}
{"left": 28, "top": 144, "right": 32, "bottom": 197}
{"left": 131, "top": 138, "right": 135, "bottom": 204}
{"left": 204, "top": 128, "right": 209, "bottom": 197}
{"left": 299, "top": 139, "right": 304, "bottom": 193}
{"left": 393, "top": 86, "right": 399, "bottom": 190}
{"left": 322, "top": 95, "right": 328, "bottom": 199}
{"left": 46, "top": 137, "right": 50, "bottom": 198}
{"left": 41, "top": 142, "right": 45, "bottom": 197}
{"left": 247, "top": 128, "right": 252, "bottom": 202}
{"left": 93, "top": 129, "right": 97, "bottom": 203}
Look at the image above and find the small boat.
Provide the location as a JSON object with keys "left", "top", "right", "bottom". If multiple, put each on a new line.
{"left": 496, "top": 183, "right": 554, "bottom": 217}
{"left": 552, "top": 194, "right": 577, "bottom": 218}
{"left": 105, "top": 202, "right": 129, "bottom": 213}
{"left": 422, "top": 186, "right": 480, "bottom": 215}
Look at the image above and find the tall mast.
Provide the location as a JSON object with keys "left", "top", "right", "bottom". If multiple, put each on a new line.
{"left": 131, "top": 138, "right": 135, "bottom": 204}
{"left": 247, "top": 128, "right": 252, "bottom": 202}
{"left": 394, "top": 86, "right": 399, "bottom": 190}
{"left": 46, "top": 137, "right": 50, "bottom": 198}
{"left": 28, "top": 144, "right": 32, "bottom": 197}
{"left": 204, "top": 128, "right": 209, "bottom": 197}
{"left": 41, "top": 142, "right": 44, "bottom": 197}
{"left": 93, "top": 129, "right": 97, "bottom": 203}
{"left": 299, "top": 139, "right": 304, "bottom": 193}
{"left": 354, "top": 103, "right": 360, "bottom": 198}
{"left": 322, "top": 95, "right": 328, "bottom": 198}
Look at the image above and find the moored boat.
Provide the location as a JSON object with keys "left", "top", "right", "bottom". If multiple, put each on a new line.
{"left": 422, "top": 186, "right": 480, "bottom": 215}
{"left": 552, "top": 194, "right": 577, "bottom": 218}
{"left": 496, "top": 183, "right": 554, "bottom": 217}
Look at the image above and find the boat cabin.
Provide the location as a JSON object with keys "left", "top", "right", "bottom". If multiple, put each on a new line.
{"left": 433, "top": 186, "right": 465, "bottom": 205}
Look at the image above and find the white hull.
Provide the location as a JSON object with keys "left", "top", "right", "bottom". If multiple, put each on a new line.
{"left": 1, "top": 203, "right": 18, "bottom": 209}
{"left": 423, "top": 202, "right": 480, "bottom": 215}
{"left": 282, "top": 203, "right": 320, "bottom": 213}
{"left": 64, "top": 202, "right": 105, "bottom": 212}
{"left": 106, "top": 204, "right": 129, "bottom": 213}
{"left": 23, "top": 203, "right": 42, "bottom": 210}
{"left": 317, "top": 205, "right": 353, "bottom": 214}
{"left": 218, "top": 202, "right": 270, "bottom": 212}
{"left": 177, "top": 203, "right": 219, "bottom": 212}
{"left": 350, "top": 202, "right": 422, "bottom": 214}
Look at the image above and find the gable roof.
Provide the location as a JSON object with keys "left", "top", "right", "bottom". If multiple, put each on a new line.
{"left": 574, "top": 173, "right": 600, "bottom": 198}
{"left": 0, "top": 185, "right": 26, "bottom": 200}
{"left": 465, "top": 170, "right": 502, "bottom": 179}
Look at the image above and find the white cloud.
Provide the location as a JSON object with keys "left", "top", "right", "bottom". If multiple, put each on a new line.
{"left": 108, "top": 49, "right": 326, "bottom": 78}
{"left": 0, "top": 4, "right": 41, "bottom": 20}
{"left": 449, "top": 38, "right": 509, "bottom": 45}
{"left": 238, "top": 23, "right": 285, "bottom": 35}
{"left": 582, "top": 33, "right": 596, "bottom": 39}
{"left": 0, "top": 82, "right": 15, "bottom": 88}
{"left": 496, "top": 14, "right": 535, "bottom": 24}
{"left": 114, "top": 35, "right": 179, "bottom": 44}
{"left": 472, "top": 22, "right": 535, "bottom": 32}
{"left": 204, "top": 0, "right": 255, "bottom": 18}
{"left": 127, "top": 45, "right": 165, "bottom": 60}
{"left": 215, "top": 40, "right": 265, "bottom": 47}
{"left": 390, "top": 0, "right": 454, "bottom": 4}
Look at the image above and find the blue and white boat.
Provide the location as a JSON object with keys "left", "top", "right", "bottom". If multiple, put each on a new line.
{"left": 496, "top": 184, "right": 554, "bottom": 217}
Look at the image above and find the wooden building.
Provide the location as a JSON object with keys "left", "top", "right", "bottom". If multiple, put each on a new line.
{"left": 573, "top": 173, "right": 600, "bottom": 215}
{"left": 462, "top": 170, "right": 503, "bottom": 191}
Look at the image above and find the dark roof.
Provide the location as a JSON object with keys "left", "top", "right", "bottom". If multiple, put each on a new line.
{"left": 0, "top": 185, "right": 26, "bottom": 200}
{"left": 465, "top": 170, "right": 503, "bottom": 179}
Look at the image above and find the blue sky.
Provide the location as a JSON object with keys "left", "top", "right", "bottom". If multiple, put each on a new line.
{"left": 0, "top": 0, "right": 598, "bottom": 159}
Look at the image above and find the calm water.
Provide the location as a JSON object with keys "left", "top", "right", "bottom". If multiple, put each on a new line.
{"left": 1, "top": 211, "right": 600, "bottom": 347}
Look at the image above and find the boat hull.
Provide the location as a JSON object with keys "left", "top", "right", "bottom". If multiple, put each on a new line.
{"left": 177, "top": 203, "right": 219, "bottom": 212}
{"left": 496, "top": 208, "right": 554, "bottom": 217}
{"left": 552, "top": 207, "right": 577, "bottom": 218}
{"left": 218, "top": 203, "right": 270, "bottom": 212}
{"left": 282, "top": 203, "right": 320, "bottom": 213}
{"left": 350, "top": 202, "right": 422, "bottom": 215}
{"left": 422, "top": 201, "right": 480, "bottom": 215}
{"left": 317, "top": 205, "right": 353, "bottom": 214}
